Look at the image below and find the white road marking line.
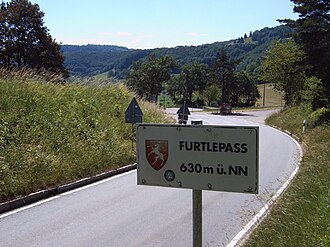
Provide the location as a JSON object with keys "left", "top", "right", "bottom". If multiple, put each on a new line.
{"left": 0, "top": 170, "right": 136, "bottom": 219}
{"left": 61, "top": 170, "right": 136, "bottom": 195}
{"left": 0, "top": 196, "right": 61, "bottom": 219}
{"left": 226, "top": 127, "right": 303, "bottom": 247}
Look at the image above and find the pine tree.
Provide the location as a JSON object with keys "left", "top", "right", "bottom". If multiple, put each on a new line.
{"left": 211, "top": 50, "right": 241, "bottom": 104}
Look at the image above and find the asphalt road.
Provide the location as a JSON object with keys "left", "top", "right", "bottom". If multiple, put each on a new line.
{"left": 0, "top": 109, "right": 301, "bottom": 247}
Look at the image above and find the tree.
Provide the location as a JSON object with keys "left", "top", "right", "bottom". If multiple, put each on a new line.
{"left": 126, "top": 55, "right": 177, "bottom": 102}
{"left": 211, "top": 49, "right": 240, "bottom": 104}
{"left": 280, "top": 0, "right": 330, "bottom": 107}
{"left": 201, "top": 84, "right": 221, "bottom": 107}
{"left": 0, "top": 0, "right": 68, "bottom": 76}
{"left": 260, "top": 39, "right": 307, "bottom": 105}
{"left": 167, "top": 62, "right": 208, "bottom": 105}
{"left": 234, "top": 72, "right": 260, "bottom": 106}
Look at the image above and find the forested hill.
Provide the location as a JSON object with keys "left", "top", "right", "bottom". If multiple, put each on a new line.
{"left": 62, "top": 25, "right": 292, "bottom": 78}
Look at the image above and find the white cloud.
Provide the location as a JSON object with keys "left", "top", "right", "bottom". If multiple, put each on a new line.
{"left": 116, "top": 31, "right": 132, "bottom": 37}
{"left": 186, "top": 32, "right": 207, "bottom": 37}
{"left": 99, "top": 32, "right": 112, "bottom": 36}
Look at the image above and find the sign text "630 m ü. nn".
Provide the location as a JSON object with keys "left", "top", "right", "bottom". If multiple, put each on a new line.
{"left": 180, "top": 162, "right": 248, "bottom": 176}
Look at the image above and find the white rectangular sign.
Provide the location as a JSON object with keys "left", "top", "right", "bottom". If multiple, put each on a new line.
{"left": 137, "top": 124, "right": 259, "bottom": 194}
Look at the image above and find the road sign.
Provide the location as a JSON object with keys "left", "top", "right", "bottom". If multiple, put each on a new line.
{"left": 125, "top": 97, "right": 143, "bottom": 124}
{"left": 177, "top": 101, "right": 190, "bottom": 124}
{"left": 137, "top": 124, "right": 259, "bottom": 194}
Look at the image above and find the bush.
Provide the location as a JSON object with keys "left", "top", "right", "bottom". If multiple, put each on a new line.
{"left": 307, "top": 107, "right": 330, "bottom": 127}
{"left": 303, "top": 76, "right": 328, "bottom": 110}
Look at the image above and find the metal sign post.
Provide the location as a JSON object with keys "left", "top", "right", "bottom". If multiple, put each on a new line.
{"left": 193, "top": 188, "right": 202, "bottom": 247}
{"left": 191, "top": 120, "right": 203, "bottom": 247}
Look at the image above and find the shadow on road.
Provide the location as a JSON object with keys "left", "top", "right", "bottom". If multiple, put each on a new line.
{"left": 211, "top": 112, "right": 256, "bottom": 117}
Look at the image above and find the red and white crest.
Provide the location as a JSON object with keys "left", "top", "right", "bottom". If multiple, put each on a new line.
{"left": 145, "top": 140, "right": 168, "bottom": 170}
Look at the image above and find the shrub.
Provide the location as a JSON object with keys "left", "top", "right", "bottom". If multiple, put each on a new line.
{"left": 307, "top": 107, "right": 330, "bottom": 127}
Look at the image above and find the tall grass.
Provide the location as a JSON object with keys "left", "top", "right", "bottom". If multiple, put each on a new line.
{"left": 0, "top": 70, "right": 173, "bottom": 202}
{"left": 244, "top": 106, "right": 330, "bottom": 247}
{"left": 0, "top": 67, "right": 65, "bottom": 84}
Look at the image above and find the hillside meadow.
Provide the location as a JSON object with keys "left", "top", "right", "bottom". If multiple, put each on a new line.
{"left": 0, "top": 74, "right": 173, "bottom": 202}
{"left": 257, "top": 83, "right": 283, "bottom": 107}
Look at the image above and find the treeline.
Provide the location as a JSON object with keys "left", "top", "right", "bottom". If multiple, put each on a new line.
{"left": 126, "top": 51, "right": 260, "bottom": 108}
{"left": 62, "top": 25, "right": 292, "bottom": 78}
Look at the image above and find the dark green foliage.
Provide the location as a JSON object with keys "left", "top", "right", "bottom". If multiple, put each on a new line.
{"left": 303, "top": 76, "right": 328, "bottom": 110}
{"left": 234, "top": 72, "right": 260, "bottom": 107}
{"left": 0, "top": 0, "right": 68, "bottom": 77}
{"left": 211, "top": 50, "right": 240, "bottom": 104}
{"left": 167, "top": 62, "right": 208, "bottom": 105}
{"left": 260, "top": 40, "right": 307, "bottom": 106}
{"left": 280, "top": 0, "right": 330, "bottom": 107}
{"left": 61, "top": 45, "right": 147, "bottom": 78}
{"left": 126, "top": 55, "right": 177, "bottom": 102}
{"left": 62, "top": 25, "right": 293, "bottom": 78}
{"left": 128, "top": 51, "right": 260, "bottom": 107}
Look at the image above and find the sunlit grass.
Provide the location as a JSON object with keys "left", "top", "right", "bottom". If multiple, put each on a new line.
{"left": 257, "top": 83, "right": 283, "bottom": 107}
{"left": 244, "top": 106, "right": 330, "bottom": 247}
{"left": 0, "top": 70, "right": 173, "bottom": 202}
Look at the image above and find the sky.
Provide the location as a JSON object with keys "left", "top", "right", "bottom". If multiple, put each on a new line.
{"left": 27, "top": 0, "right": 298, "bottom": 49}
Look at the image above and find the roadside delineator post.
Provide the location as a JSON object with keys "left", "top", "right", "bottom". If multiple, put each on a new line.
{"left": 303, "top": 119, "right": 307, "bottom": 134}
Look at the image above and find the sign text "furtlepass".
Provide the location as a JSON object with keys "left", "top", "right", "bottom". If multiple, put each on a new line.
{"left": 179, "top": 141, "right": 248, "bottom": 153}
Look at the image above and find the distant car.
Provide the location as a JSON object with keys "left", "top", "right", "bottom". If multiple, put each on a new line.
{"left": 219, "top": 103, "right": 232, "bottom": 115}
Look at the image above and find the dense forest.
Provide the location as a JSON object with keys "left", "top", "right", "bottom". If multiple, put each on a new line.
{"left": 62, "top": 25, "right": 292, "bottom": 78}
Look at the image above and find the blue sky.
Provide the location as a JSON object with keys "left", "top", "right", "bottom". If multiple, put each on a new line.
{"left": 28, "top": 0, "right": 298, "bottom": 49}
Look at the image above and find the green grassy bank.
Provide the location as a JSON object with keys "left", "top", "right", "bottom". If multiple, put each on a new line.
{"left": 244, "top": 106, "right": 330, "bottom": 247}
{"left": 0, "top": 77, "right": 172, "bottom": 202}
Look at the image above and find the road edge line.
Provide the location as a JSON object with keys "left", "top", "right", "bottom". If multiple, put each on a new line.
{"left": 226, "top": 126, "right": 303, "bottom": 247}
{"left": 0, "top": 163, "right": 137, "bottom": 215}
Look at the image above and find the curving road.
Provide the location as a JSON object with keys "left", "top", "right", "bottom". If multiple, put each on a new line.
{"left": 0, "top": 109, "right": 301, "bottom": 247}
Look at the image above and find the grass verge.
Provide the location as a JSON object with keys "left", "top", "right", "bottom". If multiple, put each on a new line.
{"left": 244, "top": 106, "right": 330, "bottom": 247}
{"left": 0, "top": 75, "right": 173, "bottom": 202}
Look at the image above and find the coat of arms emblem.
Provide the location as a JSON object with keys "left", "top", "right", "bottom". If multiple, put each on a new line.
{"left": 145, "top": 140, "right": 168, "bottom": 170}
